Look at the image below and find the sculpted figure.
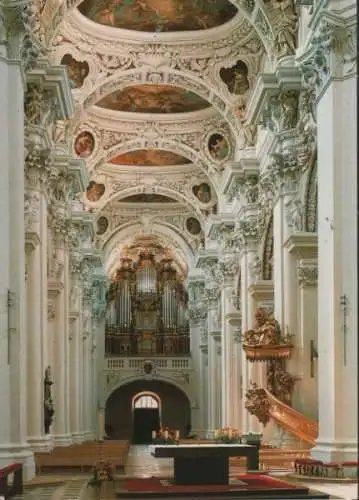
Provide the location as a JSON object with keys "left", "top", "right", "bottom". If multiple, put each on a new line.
{"left": 243, "top": 307, "right": 280, "bottom": 346}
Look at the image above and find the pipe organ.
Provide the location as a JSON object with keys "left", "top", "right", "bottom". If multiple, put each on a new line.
{"left": 105, "top": 252, "right": 190, "bottom": 356}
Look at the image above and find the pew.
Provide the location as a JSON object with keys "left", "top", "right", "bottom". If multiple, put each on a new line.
{"left": 35, "top": 440, "right": 130, "bottom": 473}
{"left": 0, "top": 463, "right": 23, "bottom": 500}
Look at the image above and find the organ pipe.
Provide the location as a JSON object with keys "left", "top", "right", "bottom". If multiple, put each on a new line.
{"left": 105, "top": 252, "right": 189, "bottom": 356}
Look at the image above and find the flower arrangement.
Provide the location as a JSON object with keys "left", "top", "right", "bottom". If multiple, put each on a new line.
{"left": 214, "top": 427, "right": 242, "bottom": 444}
{"left": 152, "top": 427, "right": 180, "bottom": 444}
{"left": 88, "top": 444, "right": 115, "bottom": 489}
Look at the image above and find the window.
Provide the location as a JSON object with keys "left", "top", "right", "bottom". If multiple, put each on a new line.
{"left": 134, "top": 394, "right": 159, "bottom": 409}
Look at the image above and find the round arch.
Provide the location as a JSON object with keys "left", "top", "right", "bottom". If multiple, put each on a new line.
{"left": 97, "top": 184, "right": 214, "bottom": 222}
{"left": 103, "top": 221, "right": 197, "bottom": 276}
{"left": 105, "top": 379, "right": 192, "bottom": 441}
{"left": 93, "top": 139, "right": 220, "bottom": 178}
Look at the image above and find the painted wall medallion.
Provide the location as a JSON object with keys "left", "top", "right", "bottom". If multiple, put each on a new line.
{"left": 96, "top": 216, "right": 109, "bottom": 235}
{"left": 86, "top": 181, "right": 105, "bottom": 202}
{"left": 219, "top": 60, "right": 249, "bottom": 95}
{"left": 192, "top": 183, "right": 211, "bottom": 204}
{"left": 61, "top": 54, "right": 89, "bottom": 89}
{"left": 208, "top": 133, "right": 230, "bottom": 162}
{"left": 74, "top": 131, "right": 95, "bottom": 158}
{"left": 186, "top": 217, "right": 201, "bottom": 236}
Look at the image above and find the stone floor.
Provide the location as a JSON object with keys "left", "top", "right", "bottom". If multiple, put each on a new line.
{"left": 10, "top": 445, "right": 358, "bottom": 500}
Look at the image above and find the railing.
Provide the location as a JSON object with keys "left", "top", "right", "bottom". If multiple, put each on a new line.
{"left": 265, "top": 389, "right": 318, "bottom": 446}
{"left": 106, "top": 357, "right": 191, "bottom": 371}
{"left": 105, "top": 333, "right": 190, "bottom": 357}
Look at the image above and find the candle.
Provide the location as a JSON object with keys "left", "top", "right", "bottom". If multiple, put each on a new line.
{"left": 175, "top": 430, "right": 180, "bottom": 441}
{"left": 214, "top": 429, "right": 218, "bottom": 438}
{"left": 228, "top": 428, "right": 232, "bottom": 439}
{"left": 152, "top": 430, "right": 156, "bottom": 440}
{"left": 164, "top": 430, "right": 169, "bottom": 440}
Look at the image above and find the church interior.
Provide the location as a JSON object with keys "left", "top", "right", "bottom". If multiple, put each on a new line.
{"left": 0, "top": 0, "right": 357, "bottom": 498}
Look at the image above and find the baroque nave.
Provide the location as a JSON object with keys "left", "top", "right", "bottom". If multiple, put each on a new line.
{"left": 0, "top": 0, "right": 357, "bottom": 495}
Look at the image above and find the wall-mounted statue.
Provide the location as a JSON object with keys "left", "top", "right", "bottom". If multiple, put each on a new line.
{"left": 60, "top": 54, "right": 89, "bottom": 89}
{"left": 74, "top": 131, "right": 95, "bottom": 158}
{"left": 220, "top": 60, "right": 249, "bottom": 95}
{"left": 44, "top": 366, "right": 54, "bottom": 434}
{"left": 97, "top": 216, "right": 109, "bottom": 235}
{"left": 192, "top": 183, "right": 211, "bottom": 204}
{"left": 86, "top": 181, "right": 105, "bottom": 202}
{"left": 186, "top": 217, "right": 201, "bottom": 236}
{"left": 208, "top": 133, "right": 230, "bottom": 162}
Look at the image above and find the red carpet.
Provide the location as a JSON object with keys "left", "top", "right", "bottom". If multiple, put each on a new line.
{"left": 125, "top": 474, "right": 305, "bottom": 493}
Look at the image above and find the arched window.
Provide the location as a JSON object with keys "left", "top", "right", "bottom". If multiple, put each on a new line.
{"left": 134, "top": 394, "right": 159, "bottom": 409}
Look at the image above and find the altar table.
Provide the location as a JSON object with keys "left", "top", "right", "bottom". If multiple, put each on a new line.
{"left": 149, "top": 444, "right": 259, "bottom": 485}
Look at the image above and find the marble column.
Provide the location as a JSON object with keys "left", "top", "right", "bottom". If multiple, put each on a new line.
{"left": 309, "top": 44, "right": 357, "bottom": 462}
{"left": 199, "top": 342, "right": 208, "bottom": 435}
{"left": 188, "top": 313, "right": 202, "bottom": 435}
{"left": 69, "top": 261, "right": 83, "bottom": 443}
{"left": 284, "top": 234, "right": 318, "bottom": 419}
{"left": 25, "top": 160, "right": 53, "bottom": 451}
{"left": 220, "top": 281, "right": 237, "bottom": 427}
{"left": 239, "top": 234, "right": 261, "bottom": 433}
{"left": 203, "top": 286, "right": 220, "bottom": 437}
{"left": 0, "top": 34, "right": 34, "bottom": 477}
{"left": 51, "top": 231, "right": 72, "bottom": 445}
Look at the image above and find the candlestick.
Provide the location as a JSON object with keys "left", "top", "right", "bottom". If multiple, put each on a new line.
{"left": 175, "top": 430, "right": 179, "bottom": 441}
{"left": 152, "top": 430, "right": 156, "bottom": 440}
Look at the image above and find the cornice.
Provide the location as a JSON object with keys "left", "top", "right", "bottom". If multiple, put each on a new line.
{"left": 284, "top": 232, "right": 318, "bottom": 259}
{"left": 248, "top": 280, "right": 274, "bottom": 301}
{"left": 26, "top": 62, "right": 74, "bottom": 120}
{"left": 206, "top": 214, "right": 235, "bottom": 240}
{"left": 195, "top": 249, "right": 218, "bottom": 271}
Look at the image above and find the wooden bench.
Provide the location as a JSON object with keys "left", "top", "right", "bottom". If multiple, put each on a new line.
{"left": 35, "top": 440, "right": 130, "bottom": 473}
{"left": 0, "top": 463, "right": 23, "bottom": 500}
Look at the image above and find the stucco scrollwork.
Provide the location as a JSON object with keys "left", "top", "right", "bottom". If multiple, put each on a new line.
{"left": 24, "top": 191, "right": 40, "bottom": 229}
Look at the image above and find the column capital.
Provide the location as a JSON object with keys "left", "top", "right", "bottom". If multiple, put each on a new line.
{"left": 234, "top": 204, "right": 262, "bottom": 251}
{"left": 188, "top": 304, "right": 207, "bottom": 326}
{"left": 2, "top": 0, "right": 44, "bottom": 70}
{"left": 296, "top": 11, "right": 356, "bottom": 100}
{"left": 297, "top": 258, "right": 318, "bottom": 287}
{"left": 24, "top": 189, "right": 41, "bottom": 232}
{"left": 25, "top": 145, "right": 52, "bottom": 189}
{"left": 202, "top": 284, "right": 219, "bottom": 310}
{"left": 216, "top": 253, "right": 239, "bottom": 286}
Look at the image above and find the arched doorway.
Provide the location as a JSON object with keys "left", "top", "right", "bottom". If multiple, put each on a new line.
{"left": 132, "top": 392, "right": 161, "bottom": 444}
{"left": 105, "top": 380, "right": 191, "bottom": 441}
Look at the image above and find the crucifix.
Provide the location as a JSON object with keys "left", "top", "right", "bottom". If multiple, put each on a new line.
{"left": 340, "top": 294, "right": 348, "bottom": 365}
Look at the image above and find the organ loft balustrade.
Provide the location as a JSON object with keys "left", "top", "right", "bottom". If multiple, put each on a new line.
{"left": 105, "top": 252, "right": 190, "bottom": 357}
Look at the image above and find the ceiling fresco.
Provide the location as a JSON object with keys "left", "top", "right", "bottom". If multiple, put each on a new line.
{"left": 96, "top": 85, "right": 210, "bottom": 114}
{"left": 77, "top": 0, "right": 238, "bottom": 32}
{"left": 120, "top": 194, "right": 178, "bottom": 203}
{"left": 110, "top": 149, "right": 191, "bottom": 166}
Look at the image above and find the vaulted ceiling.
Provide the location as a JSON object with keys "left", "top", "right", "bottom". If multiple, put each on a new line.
{"left": 48, "top": 0, "right": 296, "bottom": 275}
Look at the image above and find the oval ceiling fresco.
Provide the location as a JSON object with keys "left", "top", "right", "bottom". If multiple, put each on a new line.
{"left": 77, "top": 0, "right": 238, "bottom": 32}
{"left": 110, "top": 149, "right": 191, "bottom": 166}
{"left": 96, "top": 85, "right": 210, "bottom": 114}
